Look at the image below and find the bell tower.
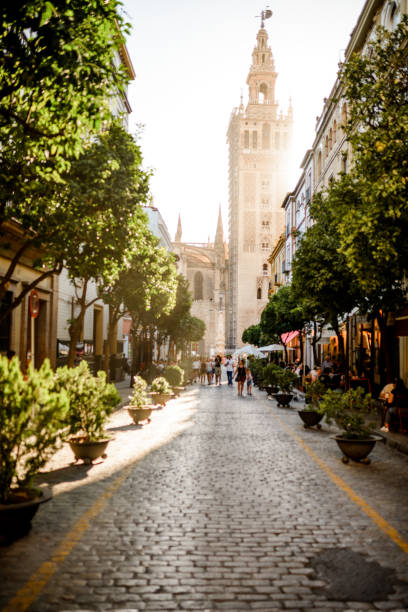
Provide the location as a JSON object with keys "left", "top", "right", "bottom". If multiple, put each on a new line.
{"left": 226, "top": 11, "right": 293, "bottom": 350}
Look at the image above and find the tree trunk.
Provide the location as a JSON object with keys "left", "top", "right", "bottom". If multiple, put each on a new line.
{"left": 376, "top": 310, "right": 395, "bottom": 384}
{"left": 104, "top": 305, "right": 121, "bottom": 380}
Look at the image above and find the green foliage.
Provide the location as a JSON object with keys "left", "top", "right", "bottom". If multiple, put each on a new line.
{"left": 261, "top": 363, "right": 281, "bottom": 388}
{"left": 275, "top": 368, "right": 299, "bottom": 394}
{"left": 157, "top": 275, "right": 193, "bottom": 346}
{"left": 0, "top": 357, "right": 69, "bottom": 502}
{"left": 128, "top": 376, "right": 149, "bottom": 409}
{"left": 336, "top": 15, "right": 408, "bottom": 294}
{"left": 179, "top": 357, "right": 194, "bottom": 381}
{"left": 247, "top": 357, "right": 266, "bottom": 382}
{"left": 0, "top": 1, "right": 131, "bottom": 316}
{"left": 291, "top": 190, "right": 361, "bottom": 331}
{"left": 164, "top": 365, "right": 184, "bottom": 387}
{"left": 242, "top": 324, "right": 261, "bottom": 346}
{"left": 305, "top": 380, "right": 327, "bottom": 411}
{"left": 150, "top": 377, "right": 172, "bottom": 394}
{"left": 318, "top": 388, "right": 376, "bottom": 439}
{"left": 55, "top": 361, "right": 120, "bottom": 441}
{"left": 260, "top": 286, "right": 306, "bottom": 345}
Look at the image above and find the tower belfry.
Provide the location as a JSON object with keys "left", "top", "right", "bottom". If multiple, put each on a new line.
{"left": 226, "top": 12, "right": 293, "bottom": 350}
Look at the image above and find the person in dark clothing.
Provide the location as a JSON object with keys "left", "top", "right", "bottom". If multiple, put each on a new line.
{"left": 234, "top": 360, "right": 247, "bottom": 396}
{"left": 382, "top": 378, "right": 408, "bottom": 431}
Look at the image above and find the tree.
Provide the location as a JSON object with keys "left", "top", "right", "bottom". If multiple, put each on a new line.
{"left": 336, "top": 15, "right": 408, "bottom": 290}
{"left": 242, "top": 324, "right": 262, "bottom": 346}
{"left": 0, "top": 0, "right": 130, "bottom": 315}
{"left": 103, "top": 234, "right": 178, "bottom": 378}
{"left": 179, "top": 316, "right": 206, "bottom": 357}
{"left": 291, "top": 191, "right": 362, "bottom": 367}
{"left": 321, "top": 16, "right": 408, "bottom": 381}
{"left": 157, "top": 275, "right": 193, "bottom": 361}
{"left": 60, "top": 122, "right": 151, "bottom": 366}
{"left": 260, "top": 285, "right": 307, "bottom": 363}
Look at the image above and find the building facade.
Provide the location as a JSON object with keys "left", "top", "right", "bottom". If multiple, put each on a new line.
{"left": 227, "top": 22, "right": 293, "bottom": 349}
{"left": 173, "top": 211, "right": 227, "bottom": 357}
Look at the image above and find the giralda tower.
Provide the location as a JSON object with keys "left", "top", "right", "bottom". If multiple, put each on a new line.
{"left": 226, "top": 11, "right": 292, "bottom": 349}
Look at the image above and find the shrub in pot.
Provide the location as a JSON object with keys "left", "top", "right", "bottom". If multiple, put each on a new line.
{"left": 127, "top": 376, "right": 155, "bottom": 424}
{"left": 55, "top": 361, "right": 120, "bottom": 463}
{"left": 164, "top": 364, "right": 184, "bottom": 393}
{"left": 261, "top": 363, "right": 281, "bottom": 394}
{"left": 318, "top": 387, "right": 380, "bottom": 463}
{"left": 179, "top": 357, "right": 194, "bottom": 383}
{"left": 247, "top": 357, "right": 265, "bottom": 387}
{"left": 149, "top": 376, "right": 173, "bottom": 405}
{"left": 0, "top": 356, "right": 68, "bottom": 541}
{"left": 140, "top": 363, "right": 160, "bottom": 385}
{"left": 272, "top": 368, "right": 298, "bottom": 407}
{"left": 298, "top": 380, "right": 326, "bottom": 428}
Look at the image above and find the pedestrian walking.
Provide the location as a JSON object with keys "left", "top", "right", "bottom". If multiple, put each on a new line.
{"left": 200, "top": 359, "right": 207, "bottom": 384}
{"left": 225, "top": 355, "right": 234, "bottom": 386}
{"left": 234, "top": 360, "right": 247, "bottom": 396}
{"left": 214, "top": 355, "right": 222, "bottom": 386}
{"left": 192, "top": 357, "right": 200, "bottom": 383}
{"left": 246, "top": 366, "right": 253, "bottom": 396}
{"left": 206, "top": 358, "right": 213, "bottom": 385}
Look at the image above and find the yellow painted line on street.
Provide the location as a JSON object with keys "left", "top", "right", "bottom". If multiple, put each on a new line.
{"left": 2, "top": 463, "right": 134, "bottom": 612}
{"left": 270, "top": 409, "right": 408, "bottom": 555}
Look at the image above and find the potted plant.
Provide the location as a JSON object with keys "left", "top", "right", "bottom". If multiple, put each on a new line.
{"left": 55, "top": 361, "right": 120, "bottom": 464}
{"left": 149, "top": 376, "right": 174, "bottom": 406}
{"left": 272, "top": 368, "right": 298, "bottom": 407}
{"left": 298, "top": 380, "right": 326, "bottom": 429}
{"left": 126, "top": 376, "right": 155, "bottom": 425}
{"left": 261, "top": 363, "right": 281, "bottom": 396}
{"left": 318, "top": 387, "right": 381, "bottom": 464}
{"left": 0, "top": 356, "right": 68, "bottom": 542}
{"left": 164, "top": 364, "right": 185, "bottom": 396}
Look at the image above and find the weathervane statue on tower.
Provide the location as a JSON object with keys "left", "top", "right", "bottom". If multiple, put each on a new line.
{"left": 256, "top": 7, "right": 272, "bottom": 28}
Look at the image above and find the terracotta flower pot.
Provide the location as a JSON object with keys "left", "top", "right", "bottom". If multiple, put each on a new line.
{"left": 298, "top": 410, "right": 324, "bottom": 429}
{"left": 331, "top": 434, "right": 382, "bottom": 464}
{"left": 0, "top": 486, "right": 52, "bottom": 543}
{"left": 272, "top": 393, "right": 293, "bottom": 407}
{"left": 69, "top": 437, "right": 111, "bottom": 465}
{"left": 127, "top": 405, "right": 154, "bottom": 424}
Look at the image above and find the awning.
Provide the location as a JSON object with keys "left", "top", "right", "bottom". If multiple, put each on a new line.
{"left": 281, "top": 331, "right": 299, "bottom": 345}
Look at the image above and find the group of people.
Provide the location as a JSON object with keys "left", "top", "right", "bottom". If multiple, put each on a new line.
{"left": 192, "top": 355, "right": 253, "bottom": 396}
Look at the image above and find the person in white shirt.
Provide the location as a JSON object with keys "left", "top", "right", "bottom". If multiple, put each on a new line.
{"left": 192, "top": 358, "right": 200, "bottom": 383}
{"left": 225, "top": 355, "right": 234, "bottom": 386}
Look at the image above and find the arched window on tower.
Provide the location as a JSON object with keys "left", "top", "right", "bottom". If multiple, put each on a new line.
{"left": 259, "top": 82, "right": 268, "bottom": 103}
{"left": 252, "top": 131, "right": 258, "bottom": 149}
{"left": 257, "top": 287, "right": 262, "bottom": 300}
{"left": 262, "top": 123, "right": 270, "bottom": 149}
{"left": 329, "top": 128, "right": 333, "bottom": 150}
{"left": 262, "top": 263, "right": 268, "bottom": 276}
{"left": 194, "top": 272, "right": 203, "bottom": 300}
{"left": 244, "top": 130, "right": 249, "bottom": 148}
{"left": 325, "top": 136, "right": 329, "bottom": 158}
{"left": 333, "top": 120, "right": 337, "bottom": 144}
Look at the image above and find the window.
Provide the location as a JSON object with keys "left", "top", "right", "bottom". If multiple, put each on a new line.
{"left": 261, "top": 242, "right": 269, "bottom": 251}
{"left": 333, "top": 120, "right": 337, "bottom": 143}
{"left": 259, "top": 83, "right": 268, "bottom": 102}
{"left": 194, "top": 272, "right": 203, "bottom": 300}
{"left": 244, "top": 130, "right": 249, "bottom": 148}
{"left": 275, "top": 132, "right": 280, "bottom": 149}
{"left": 341, "top": 153, "right": 348, "bottom": 174}
{"left": 325, "top": 136, "right": 329, "bottom": 158}
{"left": 262, "top": 263, "right": 268, "bottom": 276}
{"left": 329, "top": 128, "right": 333, "bottom": 150}
{"left": 252, "top": 131, "right": 258, "bottom": 149}
{"left": 261, "top": 219, "right": 270, "bottom": 229}
{"left": 262, "top": 123, "right": 270, "bottom": 149}
{"left": 341, "top": 102, "right": 347, "bottom": 126}
{"left": 257, "top": 287, "right": 262, "bottom": 299}
{"left": 317, "top": 151, "right": 322, "bottom": 176}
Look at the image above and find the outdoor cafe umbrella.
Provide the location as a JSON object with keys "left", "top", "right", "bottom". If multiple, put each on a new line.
{"left": 258, "top": 344, "right": 285, "bottom": 352}
{"left": 232, "top": 345, "right": 266, "bottom": 359}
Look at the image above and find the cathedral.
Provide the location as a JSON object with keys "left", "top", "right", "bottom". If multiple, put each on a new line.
{"left": 173, "top": 209, "right": 227, "bottom": 357}
{"left": 173, "top": 17, "right": 292, "bottom": 354}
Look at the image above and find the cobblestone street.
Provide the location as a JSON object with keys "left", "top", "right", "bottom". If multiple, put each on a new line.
{"left": 1, "top": 380, "right": 408, "bottom": 611}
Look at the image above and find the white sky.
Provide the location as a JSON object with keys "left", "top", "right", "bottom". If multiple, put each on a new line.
{"left": 122, "top": 0, "right": 366, "bottom": 243}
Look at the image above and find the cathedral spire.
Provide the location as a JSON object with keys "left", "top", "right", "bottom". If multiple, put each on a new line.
{"left": 246, "top": 12, "right": 277, "bottom": 108}
{"left": 215, "top": 205, "right": 224, "bottom": 248}
{"left": 175, "top": 214, "right": 182, "bottom": 242}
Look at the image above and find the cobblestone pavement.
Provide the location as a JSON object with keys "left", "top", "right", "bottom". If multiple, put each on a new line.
{"left": 1, "top": 380, "right": 408, "bottom": 611}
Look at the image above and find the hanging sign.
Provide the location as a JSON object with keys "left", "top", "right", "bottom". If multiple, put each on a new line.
{"left": 29, "top": 289, "right": 40, "bottom": 319}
